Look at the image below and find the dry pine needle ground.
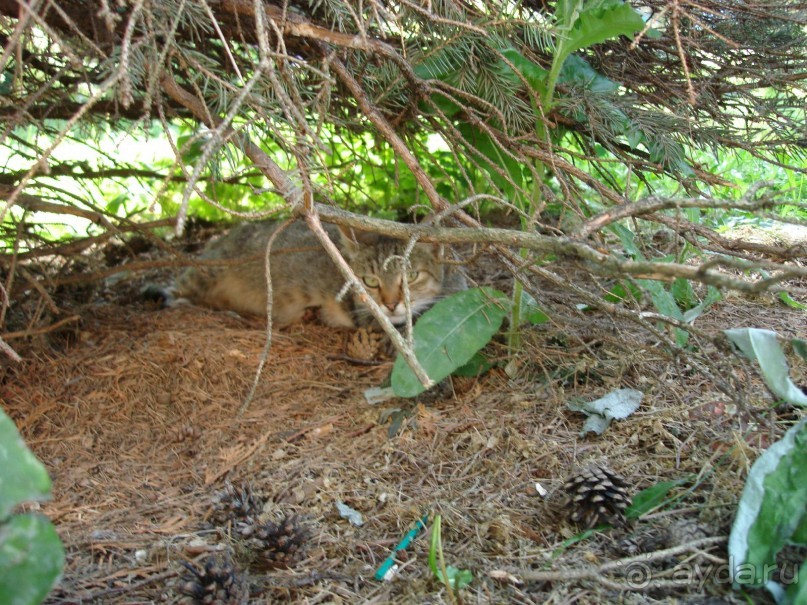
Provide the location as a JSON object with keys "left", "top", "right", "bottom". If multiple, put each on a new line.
{"left": 2, "top": 268, "right": 805, "bottom": 604}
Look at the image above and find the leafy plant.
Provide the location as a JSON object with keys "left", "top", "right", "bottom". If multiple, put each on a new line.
{"left": 429, "top": 514, "right": 473, "bottom": 601}
{"left": 726, "top": 329, "right": 807, "bottom": 408}
{"left": 391, "top": 288, "right": 508, "bottom": 397}
{"left": 726, "top": 328, "right": 807, "bottom": 604}
{"left": 0, "top": 409, "right": 65, "bottom": 605}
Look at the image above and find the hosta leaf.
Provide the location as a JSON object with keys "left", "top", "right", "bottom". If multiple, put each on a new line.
{"left": 391, "top": 288, "right": 508, "bottom": 397}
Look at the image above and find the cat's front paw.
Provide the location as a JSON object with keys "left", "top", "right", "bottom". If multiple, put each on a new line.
{"left": 345, "top": 327, "right": 386, "bottom": 361}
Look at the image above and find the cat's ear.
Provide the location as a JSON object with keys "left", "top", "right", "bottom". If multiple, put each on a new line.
{"left": 337, "top": 225, "right": 377, "bottom": 253}
{"left": 336, "top": 224, "right": 360, "bottom": 254}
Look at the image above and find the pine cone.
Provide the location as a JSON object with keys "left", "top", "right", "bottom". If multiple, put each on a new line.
{"left": 209, "top": 482, "right": 263, "bottom": 526}
{"left": 237, "top": 514, "right": 309, "bottom": 570}
{"left": 346, "top": 327, "right": 383, "bottom": 361}
{"left": 176, "top": 555, "right": 244, "bottom": 604}
{"left": 563, "top": 465, "right": 631, "bottom": 529}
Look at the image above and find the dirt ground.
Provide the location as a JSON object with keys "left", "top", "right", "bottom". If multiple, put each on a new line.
{"left": 2, "top": 241, "right": 806, "bottom": 604}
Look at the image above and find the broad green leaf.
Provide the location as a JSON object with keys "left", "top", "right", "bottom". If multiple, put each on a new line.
{"left": 729, "top": 418, "right": 807, "bottom": 592}
{"left": 391, "top": 288, "right": 508, "bottom": 397}
{"left": 626, "top": 479, "right": 687, "bottom": 519}
{"left": 671, "top": 277, "right": 697, "bottom": 310}
{"left": 0, "top": 411, "right": 52, "bottom": 519}
{"left": 0, "top": 514, "right": 65, "bottom": 605}
{"left": 793, "top": 339, "right": 807, "bottom": 362}
{"left": 725, "top": 329, "right": 807, "bottom": 407}
{"left": 556, "top": 0, "right": 644, "bottom": 65}
{"left": 560, "top": 54, "right": 619, "bottom": 93}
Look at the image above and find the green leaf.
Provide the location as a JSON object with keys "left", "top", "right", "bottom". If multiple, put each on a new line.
{"left": 626, "top": 479, "right": 687, "bottom": 519}
{"left": 177, "top": 134, "right": 205, "bottom": 164}
{"left": 728, "top": 418, "right": 807, "bottom": 591}
{"left": 428, "top": 515, "right": 473, "bottom": 591}
{"left": 441, "top": 565, "right": 474, "bottom": 590}
{"left": 603, "top": 281, "right": 640, "bottom": 305}
{"left": 556, "top": 0, "right": 644, "bottom": 66}
{"left": 391, "top": 288, "right": 508, "bottom": 397}
{"left": 779, "top": 291, "right": 807, "bottom": 310}
{"left": 785, "top": 562, "right": 807, "bottom": 605}
{"left": 683, "top": 286, "right": 722, "bottom": 324}
{"left": 457, "top": 124, "right": 524, "bottom": 201}
{"left": 428, "top": 515, "right": 441, "bottom": 578}
{"left": 792, "top": 514, "right": 807, "bottom": 545}
{"left": 519, "top": 291, "right": 550, "bottom": 325}
{"left": 638, "top": 279, "right": 688, "bottom": 346}
{"left": 671, "top": 277, "right": 697, "bottom": 310}
{"left": 793, "top": 339, "right": 807, "bottom": 362}
{"left": 609, "top": 223, "right": 644, "bottom": 259}
{"left": 725, "top": 329, "right": 807, "bottom": 407}
{"left": 501, "top": 48, "right": 548, "bottom": 98}
{"left": 452, "top": 352, "right": 493, "bottom": 378}
{"left": 0, "top": 411, "right": 52, "bottom": 520}
{"left": 560, "top": 54, "right": 619, "bottom": 93}
{"left": 0, "top": 514, "right": 65, "bottom": 605}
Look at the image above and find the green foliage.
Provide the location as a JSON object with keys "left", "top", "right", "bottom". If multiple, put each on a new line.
{"left": 428, "top": 515, "right": 473, "bottom": 595}
{"left": 728, "top": 418, "right": 806, "bottom": 600}
{"left": 726, "top": 328, "right": 807, "bottom": 603}
{"left": 0, "top": 415, "right": 52, "bottom": 519}
{"left": 0, "top": 410, "right": 64, "bottom": 605}
{"left": 452, "top": 352, "right": 494, "bottom": 378}
{"left": 626, "top": 479, "right": 688, "bottom": 519}
{"left": 725, "top": 329, "right": 807, "bottom": 407}
{"left": 391, "top": 288, "right": 508, "bottom": 397}
{"left": 547, "top": 0, "right": 644, "bottom": 106}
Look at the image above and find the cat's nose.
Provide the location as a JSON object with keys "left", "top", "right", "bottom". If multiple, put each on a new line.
{"left": 384, "top": 302, "right": 397, "bottom": 312}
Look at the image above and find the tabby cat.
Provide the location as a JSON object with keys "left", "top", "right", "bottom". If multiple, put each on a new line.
{"left": 171, "top": 220, "right": 466, "bottom": 328}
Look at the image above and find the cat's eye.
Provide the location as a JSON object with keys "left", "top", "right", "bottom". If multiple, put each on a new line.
{"left": 363, "top": 275, "right": 380, "bottom": 288}
{"left": 406, "top": 271, "right": 420, "bottom": 282}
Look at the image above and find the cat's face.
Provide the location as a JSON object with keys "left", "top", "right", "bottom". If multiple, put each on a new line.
{"left": 340, "top": 230, "right": 444, "bottom": 325}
